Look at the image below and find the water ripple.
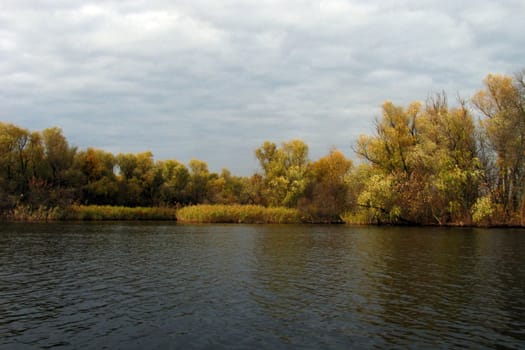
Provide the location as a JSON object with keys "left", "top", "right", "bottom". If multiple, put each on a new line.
{"left": 0, "top": 223, "right": 524, "bottom": 349}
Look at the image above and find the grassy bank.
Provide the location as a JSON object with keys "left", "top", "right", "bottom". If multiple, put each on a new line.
{"left": 176, "top": 204, "right": 302, "bottom": 224}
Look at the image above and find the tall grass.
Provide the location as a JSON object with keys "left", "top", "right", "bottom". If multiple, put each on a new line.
{"left": 2, "top": 205, "right": 63, "bottom": 222}
{"left": 176, "top": 204, "right": 302, "bottom": 224}
{"left": 61, "top": 205, "right": 178, "bottom": 221}
{"left": 3, "top": 204, "right": 300, "bottom": 223}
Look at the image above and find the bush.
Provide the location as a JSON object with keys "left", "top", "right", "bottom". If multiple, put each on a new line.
{"left": 471, "top": 195, "right": 495, "bottom": 225}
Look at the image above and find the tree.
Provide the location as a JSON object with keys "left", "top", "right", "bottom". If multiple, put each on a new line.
{"left": 188, "top": 159, "right": 211, "bottom": 204}
{"left": 157, "top": 159, "right": 190, "bottom": 205}
{"left": 356, "top": 101, "right": 420, "bottom": 175}
{"left": 42, "top": 127, "right": 76, "bottom": 188}
{"left": 73, "top": 148, "right": 118, "bottom": 205}
{"left": 472, "top": 72, "right": 525, "bottom": 220}
{"left": 243, "top": 173, "right": 266, "bottom": 205}
{"left": 353, "top": 97, "right": 481, "bottom": 224}
{"left": 0, "top": 123, "right": 49, "bottom": 206}
{"left": 354, "top": 102, "right": 421, "bottom": 223}
{"left": 208, "top": 168, "right": 247, "bottom": 204}
{"left": 416, "top": 95, "right": 481, "bottom": 224}
{"left": 300, "top": 150, "right": 353, "bottom": 221}
{"left": 255, "top": 139, "right": 310, "bottom": 207}
{"left": 115, "top": 152, "right": 163, "bottom": 206}
{"left": 0, "top": 123, "right": 31, "bottom": 192}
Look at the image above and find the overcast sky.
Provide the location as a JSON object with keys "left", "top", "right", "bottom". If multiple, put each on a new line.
{"left": 1, "top": 0, "right": 523, "bottom": 175}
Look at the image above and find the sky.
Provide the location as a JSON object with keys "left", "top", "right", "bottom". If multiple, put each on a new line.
{"left": 1, "top": 0, "right": 524, "bottom": 175}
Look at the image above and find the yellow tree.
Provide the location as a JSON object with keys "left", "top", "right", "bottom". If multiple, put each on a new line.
{"left": 472, "top": 72, "right": 525, "bottom": 219}
{"left": 416, "top": 96, "right": 481, "bottom": 224}
{"left": 354, "top": 97, "right": 481, "bottom": 224}
{"left": 255, "top": 139, "right": 310, "bottom": 207}
{"left": 300, "top": 150, "right": 353, "bottom": 221}
{"left": 354, "top": 101, "right": 422, "bottom": 223}
{"left": 356, "top": 101, "right": 421, "bottom": 175}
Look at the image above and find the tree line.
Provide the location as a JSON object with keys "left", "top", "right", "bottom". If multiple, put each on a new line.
{"left": 0, "top": 121, "right": 350, "bottom": 222}
{"left": 351, "top": 70, "right": 525, "bottom": 225}
{"left": 1, "top": 70, "right": 524, "bottom": 225}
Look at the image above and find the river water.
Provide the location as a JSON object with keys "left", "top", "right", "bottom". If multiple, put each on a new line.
{"left": 1, "top": 223, "right": 524, "bottom": 349}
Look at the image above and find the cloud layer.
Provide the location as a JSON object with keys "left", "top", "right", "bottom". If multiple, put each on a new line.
{"left": 1, "top": 0, "right": 524, "bottom": 174}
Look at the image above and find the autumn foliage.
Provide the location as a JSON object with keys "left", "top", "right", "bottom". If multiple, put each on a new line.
{"left": 1, "top": 70, "right": 524, "bottom": 225}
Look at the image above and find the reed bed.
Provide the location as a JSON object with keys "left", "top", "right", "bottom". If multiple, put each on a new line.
{"left": 2, "top": 205, "right": 63, "bottom": 222}
{"left": 3, "top": 204, "right": 299, "bottom": 223}
{"left": 62, "top": 205, "right": 178, "bottom": 221}
{"left": 176, "top": 204, "right": 302, "bottom": 224}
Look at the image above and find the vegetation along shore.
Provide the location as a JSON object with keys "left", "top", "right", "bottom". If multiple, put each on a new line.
{"left": 1, "top": 70, "right": 525, "bottom": 226}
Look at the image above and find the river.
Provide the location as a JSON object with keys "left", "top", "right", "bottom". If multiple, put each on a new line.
{"left": 1, "top": 223, "right": 524, "bottom": 349}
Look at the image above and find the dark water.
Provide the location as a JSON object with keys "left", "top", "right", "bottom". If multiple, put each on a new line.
{"left": 1, "top": 223, "right": 524, "bottom": 349}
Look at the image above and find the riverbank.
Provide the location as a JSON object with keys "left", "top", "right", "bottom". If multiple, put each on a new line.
{"left": 2, "top": 204, "right": 524, "bottom": 227}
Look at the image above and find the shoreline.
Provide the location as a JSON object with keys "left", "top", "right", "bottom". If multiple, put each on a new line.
{"left": 1, "top": 204, "right": 523, "bottom": 228}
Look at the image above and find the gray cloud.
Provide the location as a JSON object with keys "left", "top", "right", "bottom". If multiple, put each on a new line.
{"left": 1, "top": 0, "right": 524, "bottom": 175}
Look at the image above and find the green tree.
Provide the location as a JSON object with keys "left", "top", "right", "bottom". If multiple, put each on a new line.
{"left": 255, "top": 139, "right": 310, "bottom": 207}
{"left": 116, "top": 152, "right": 162, "bottom": 206}
{"left": 42, "top": 127, "right": 76, "bottom": 188}
{"left": 188, "top": 159, "right": 211, "bottom": 204}
{"left": 0, "top": 123, "right": 31, "bottom": 193}
{"left": 157, "top": 159, "right": 190, "bottom": 205}
{"left": 0, "top": 123, "right": 48, "bottom": 207}
{"left": 208, "top": 168, "right": 248, "bottom": 204}
{"left": 73, "top": 148, "right": 118, "bottom": 205}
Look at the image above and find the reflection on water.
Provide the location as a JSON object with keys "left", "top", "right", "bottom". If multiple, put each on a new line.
{"left": 0, "top": 223, "right": 524, "bottom": 349}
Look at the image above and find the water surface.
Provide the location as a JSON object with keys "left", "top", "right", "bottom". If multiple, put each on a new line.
{"left": 1, "top": 223, "right": 524, "bottom": 349}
